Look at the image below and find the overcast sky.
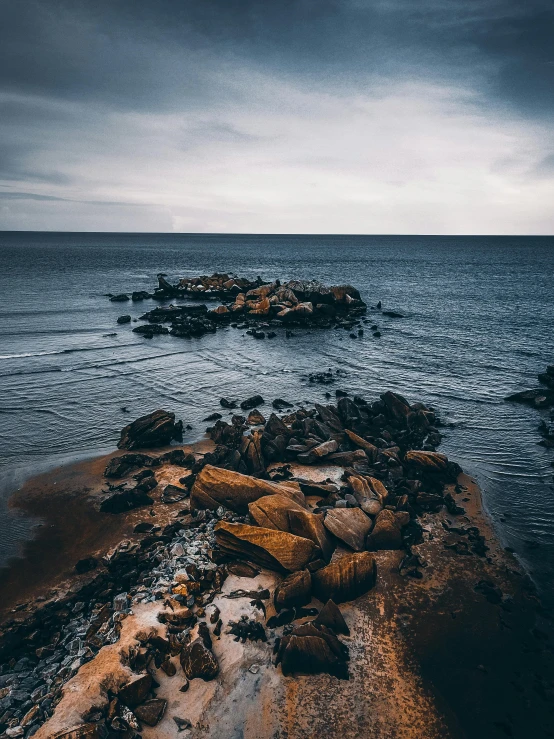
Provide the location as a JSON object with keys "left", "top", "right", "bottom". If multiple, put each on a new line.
{"left": 1, "top": 0, "right": 553, "bottom": 234}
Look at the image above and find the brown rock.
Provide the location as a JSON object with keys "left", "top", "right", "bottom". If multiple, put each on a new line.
{"left": 314, "top": 599, "right": 350, "bottom": 635}
{"left": 276, "top": 622, "right": 349, "bottom": 678}
{"left": 134, "top": 698, "right": 167, "bottom": 727}
{"left": 344, "top": 430, "right": 378, "bottom": 461}
{"left": 190, "top": 465, "right": 305, "bottom": 513}
{"left": 214, "top": 521, "right": 315, "bottom": 572}
{"left": 180, "top": 638, "right": 219, "bottom": 681}
{"left": 288, "top": 508, "right": 335, "bottom": 562}
{"left": 312, "top": 552, "right": 377, "bottom": 603}
{"left": 239, "top": 430, "right": 265, "bottom": 475}
{"left": 327, "top": 450, "right": 368, "bottom": 466}
{"left": 274, "top": 569, "right": 312, "bottom": 611}
{"left": 404, "top": 450, "right": 449, "bottom": 473}
{"left": 366, "top": 509, "right": 405, "bottom": 550}
{"left": 247, "top": 409, "right": 266, "bottom": 425}
{"left": 248, "top": 494, "right": 306, "bottom": 531}
{"left": 118, "top": 673, "right": 153, "bottom": 708}
{"left": 323, "top": 508, "right": 373, "bottom": 551}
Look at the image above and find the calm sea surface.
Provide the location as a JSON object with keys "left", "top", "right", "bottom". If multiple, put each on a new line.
{"left": 0, "top": 233, "right": 553, "bottom": 600}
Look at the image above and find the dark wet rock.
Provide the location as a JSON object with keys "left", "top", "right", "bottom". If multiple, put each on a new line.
{"left": 104, "top": 452, "right": 154, "bottom": 478}
{"left": 75, "top": 557, "right": 98, "bottom": 574}
{"left": 314, "top": 599, "right": 350, "bottom": 635}
{"left": 117, "top": 314, "right": 131, "bottom": 324}
{"left": 323, "top": 508, "right": 373, "bottom": 551}
{"left": 110, "top": 294, "right": 130, "bottom": 302}
{"left": 312, "top": 552, "right": 377, "bottom": 604}
{"left": 203, "top": 412, "right": 222, "bottom": 421}
{"left": 273, "top": 398, "right": 293, "bottom": 409}
{"left": 118, "top": 673, "right": 153, "bottom": 708}
{"left": 180, "top": 638, "right": 219, "bottom": 681}
{"left": 131, "top": 290, "right": 151, "bottom": 301}
{"left": 227, "top": 561, "right": 260, "bottom": 578}
{"left": 247, "top": 409, "right": 266, "bottom": 425}
{"left": 220, "top": 397, "right": 238, "bottom": 409}
{"left": 118, "top": 409, "right": 182, "bottom": 450}
{"left": 240, "top": 395, "right": 265, "bottom": 410}
{"left": 100, "top": 485, "right": 155, "bottom": 514}
{"left": 276, "top": 622, "right": 349, "bottom": 679}
{"left": 214, "top": 521, "right": 315, "bottom": 572}
{"left": 274, "top": 569, "right": 312, "bottom": 612}
{"left": 134, "top": 698, "right": 167, "bottom": 727}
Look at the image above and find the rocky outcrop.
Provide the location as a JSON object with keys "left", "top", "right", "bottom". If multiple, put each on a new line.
{"left": 248, "top": 494, "right": 307, "bottom": 531}
{"left": 366, "top": 509, "right": 409, "bottom": 550}
{"left": 191, "top": 465, "right": 304, "bottom": 513}
{"left": 117, "top": 410, "right": 182, "bottom": 450}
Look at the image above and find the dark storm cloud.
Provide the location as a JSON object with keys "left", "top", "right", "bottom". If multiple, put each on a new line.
{"left": 1, "top": 0, "right": 553, "bottom": 115}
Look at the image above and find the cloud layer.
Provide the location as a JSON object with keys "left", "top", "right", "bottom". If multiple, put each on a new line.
{"left": 1, "top": 0, "right": 553, "bottom": 233}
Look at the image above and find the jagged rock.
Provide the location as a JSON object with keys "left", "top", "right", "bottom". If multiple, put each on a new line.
{"left": 191, "top": 465, "right": 304, "bottom": 513}
{"left": 366, "top": 509, "right": 406, "bottom": 550}
{"left": 344, "top": 430, "right": 378, "bottom": 461}
{"left": 273, "top": 398, "right": 293, "bottom": 409}
{"left": 180, "top": 638, "right": 219, "bottom": 680}
{"left": 381, "top": 391, "right": 410, "bottom": 422}
{"left": 247, "top": 409, "right": 266, "bottom": 425}
{"left": 118, "top": 673, "right": 153, "bottom": 708}
{"left": 297, "top": 439, "right": 338, "bottom": 464}
{"left": 248, "top": 494, "right": 307, "bottom": 531}
{"left": 118, "top": 409, "right": 182, "bottom": 450}
{"left": 104, "top": 453, "right": 153, "bottom": 478}
{"left": 134, "top": 698, "right": 167, "bottom": 727}
{"left": 274, "top": 569, "right": 312, "bottom": 611}
{"left": 323, "top": 508, "right": 373, "bottom": 551}
{"left": 239, "top": 430, "right": 265, "bottom": 475}
{"left": 220, "top": 397, "right": 238, "bottom": 409}
{"left": 314, "top": 599, "right": 350, "bottom": 635}
{"left": 214, "top": 522, "right": 315, "bottom": 572}
{"left": 312, "top": 552, "right": 377, "bottom": 603}
{"left": 240, "top": 395, "right": 265, "bottom": 410}
{"left": 288, "top": 508, "right": 335, "bottom": 562}
{"left": 404, "top": 450, "right": 449, "bottom": 472}
{"left": 327, "top": 450, "right": 368, "bottom": 466}
{"left": 276, "top": 622, "right": 349, "bottom": 679}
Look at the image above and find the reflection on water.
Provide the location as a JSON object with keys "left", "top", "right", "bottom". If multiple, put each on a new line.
{"left": 0, "top": 233, "right": 553, "bottom": 600}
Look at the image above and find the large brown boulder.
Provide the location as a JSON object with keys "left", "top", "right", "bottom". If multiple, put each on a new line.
{"left": 366, "top": 509, "right": 408, "bottom": 550}
{"left": 118, "top": 410, "right": 181, "bottom": 450}
{"left": 248, "top": 494, "right": 306, "bottom": 531}
{"left": 191, "top": 465, "right": 305, "bottom": 513}
{"left": 274, "top": 569, "right": 312, "bottom": 611}
{"left": 214, "top": 522, "right": 315, "bottom": 572}
{"left": 312, "top": 552, "right": 377, "bottom": 604}
{"left": 288, "top": 508, "right": 335, "bottom": 562}
{"left": 323, "top": 508, "right": 373, "bottom": 551}
{"left": 180, "top": 638, "right": 219, "bottom": 681}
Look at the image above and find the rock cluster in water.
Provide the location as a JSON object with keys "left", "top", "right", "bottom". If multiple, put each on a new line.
{"left": 0, "top": 388, "right": 476, "bottom": 739}
{"left": 506, "top": 364, "right": 554, "bottom": 449}
{"left": 109, "top": 273, "right": 386, "bottom": 340}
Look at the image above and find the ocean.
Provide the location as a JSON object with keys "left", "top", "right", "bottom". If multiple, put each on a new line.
{"left": 0, "top": 232, "right": 553, "bottom": 601}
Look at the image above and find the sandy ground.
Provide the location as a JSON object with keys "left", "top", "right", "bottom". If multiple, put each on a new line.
{"left": 2, "top": 450, "right": 554, "bottom": 739}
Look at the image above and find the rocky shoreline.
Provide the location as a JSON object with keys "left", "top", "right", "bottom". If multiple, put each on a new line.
{"left": 506, "top": 364, "right": 554, "bottom": 454}
{"left": 108, "top": 274, "right": 402, "bottom": 341}
{"left": 0, "top": 387, "right": 553, "bottom": 739}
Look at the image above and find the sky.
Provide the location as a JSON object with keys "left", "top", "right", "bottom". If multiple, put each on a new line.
{"left": 0, "top": 0, "right": 553, "bottom": 234}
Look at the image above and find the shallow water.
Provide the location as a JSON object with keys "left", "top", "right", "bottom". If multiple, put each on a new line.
{"left": 0, "top": 233, "right": 553, "bottom": 601}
